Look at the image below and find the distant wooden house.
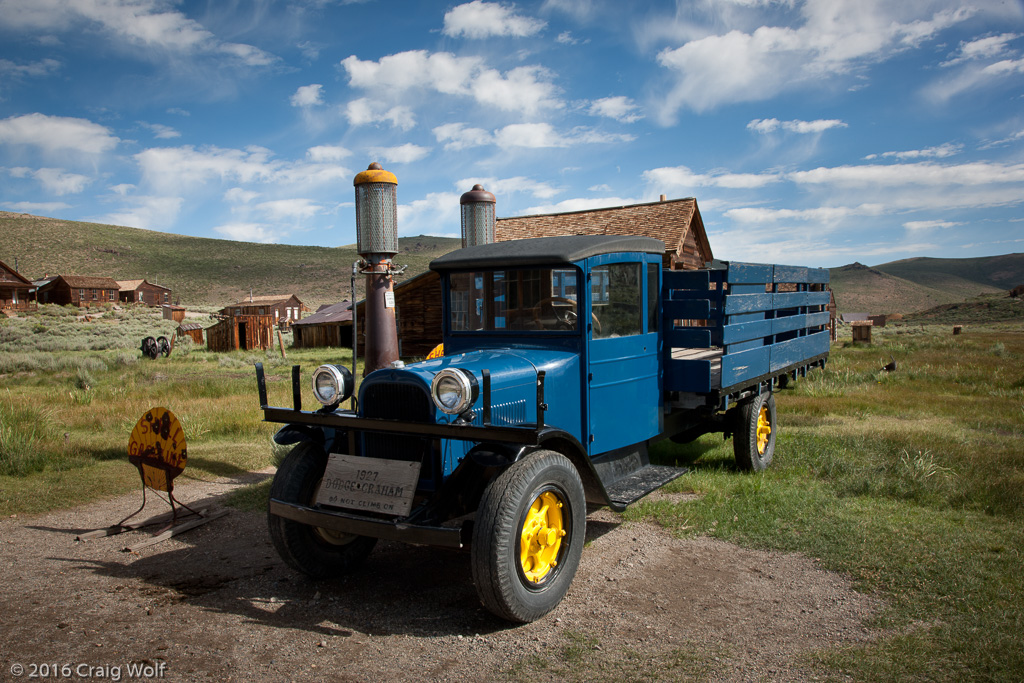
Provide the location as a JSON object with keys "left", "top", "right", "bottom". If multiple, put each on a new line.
{"left": 292, "top": 301, "right": 353, "bottom": 349}
{"left": 220, "top": 294, "right": 308, "bottom": 325}
{"left": 384, "top": 197, "right": 715, "bottom": 357}
{"left": 36, "top": 275, "right": 121, "bottom": 307}
{"left": 177, "top": 322, "right": 204, "bottom": 345}
{"left": 117, "top": 279, "right": 172, "bottom": 306}
{"left": 162, "top": 304, "right": 186, "bottom": 323}
{"left": 0, "top": 260, "right": 36, "bottom": 314}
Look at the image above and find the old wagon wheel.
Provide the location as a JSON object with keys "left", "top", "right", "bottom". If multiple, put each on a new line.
{"left": 157, "top": 336, "right": 171, "bottom": 357}
{"left": 141, "top": 336, "right": 158, "bottom": 360}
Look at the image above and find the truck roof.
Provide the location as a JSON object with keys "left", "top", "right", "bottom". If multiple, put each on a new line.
{"left": 429, "top": 235, "right": 665, "bottom": 271}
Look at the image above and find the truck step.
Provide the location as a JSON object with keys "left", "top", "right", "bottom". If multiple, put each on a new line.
{"left": 604, "top": 465, "right": 689, "bottom": 508}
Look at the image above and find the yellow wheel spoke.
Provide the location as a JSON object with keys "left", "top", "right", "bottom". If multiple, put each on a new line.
{"left": 756, "top": 405, "right": 772, "bottom": 455}
{"left": 520, "top": 490, "right": 566, "bottom": 583}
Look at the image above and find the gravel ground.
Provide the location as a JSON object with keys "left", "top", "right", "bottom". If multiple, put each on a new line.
{"left": 0, "top": 472, "right": 882, "bottom": 682}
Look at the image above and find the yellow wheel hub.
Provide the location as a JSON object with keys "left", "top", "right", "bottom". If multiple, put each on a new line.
{"left": 756, "top": 405, "right": 772, "bottom": 455}
{"left": 520, "top": 490, "right": 567, "bottom": 583}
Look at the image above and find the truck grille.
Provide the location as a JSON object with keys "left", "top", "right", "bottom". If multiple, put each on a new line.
{"left": 361, "top": 382, "right": 433, "bottom": 463}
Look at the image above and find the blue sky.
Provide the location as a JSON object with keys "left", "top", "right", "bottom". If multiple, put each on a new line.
{"left": 1, "top": 0, "right": 1023, "bottom": 268}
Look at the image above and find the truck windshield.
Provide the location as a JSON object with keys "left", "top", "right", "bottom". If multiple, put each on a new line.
{"left": 449, "top": 268, "right": 580, "bottom": 332}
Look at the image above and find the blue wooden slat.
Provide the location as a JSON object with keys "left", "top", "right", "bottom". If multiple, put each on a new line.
{"left": 725, "top": 262, "right": 774, "bottom": 283}
{"left": 722, "top": 346, "right": 770, "bottom": 388}
{"left": 663, "top": 269, "right": 710, "bottom": 290}
{"left": 724, "top": 293, "right": 773, "bottom": 314}
{"left": 727, "top": 339, "right": 765, "bottom": 353}
{"left": 722, "top": 318, "right": 773, "bottom": 344}
{"left": 664, "top": 299, "right": 710, "bottom": 319}
{"left": 728, "top": 283, "right": 767, "bottom": 295}
{"left": 769, "top": 331, "right": 830, "bottom": 372}
{"left": 770, "top": 312, "right": 830, "bottom": 335}
{"left": 665, "top": 359, "right": 712, "bottom": 393}
{"left": 666, "top": 327, "right": 712, "bottom": 348}
{"left": 773, "top": 265, "right": 809, "bottom": 283}
{"left": 773, "top": 291, "right": 832, "bottom": 309}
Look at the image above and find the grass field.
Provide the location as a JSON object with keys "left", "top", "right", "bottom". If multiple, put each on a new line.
{"left": 1, "top": 306, "right": 1022, "bottom": 680}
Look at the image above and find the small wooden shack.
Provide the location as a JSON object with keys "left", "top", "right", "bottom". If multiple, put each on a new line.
{"left": 206, "top": 314, "right": 275, "bottom": 352}
{"left": 36, "top": 275, "right": 121, "bottom": 307}
{"left": 292, "top": 301, "right": 353, "bottom": 349}
{"left": 117, "top": 279, "right": 172, "bottom": 306}
{"left": 0, "top": 260, "right": 36, "bottom": 314}
{"left": 177, "top": 322, "right": 204, "bottom": 345}
{"left": 162, "top": 304, "right": 186, "bottom": 323}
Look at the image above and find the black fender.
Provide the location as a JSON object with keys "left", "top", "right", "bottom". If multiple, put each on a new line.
{"left": 272, "top": 425, "right": 341, "bottom": 455}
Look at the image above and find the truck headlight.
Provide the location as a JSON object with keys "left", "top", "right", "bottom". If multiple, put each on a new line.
{"left": 431, "top": 368, "right": 478, "bottom": 415}
{"left": 311, "top": 364, "right": 353, "bottom": 407}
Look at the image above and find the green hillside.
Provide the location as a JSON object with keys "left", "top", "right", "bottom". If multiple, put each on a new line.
{"left": 875, "top": 253, "right": 1024, "bottom": 291}
{"left": 0, "top": 211, "right": 461, "bottom": 308}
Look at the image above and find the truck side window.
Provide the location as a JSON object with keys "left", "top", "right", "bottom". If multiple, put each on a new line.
{"left": 592, "top": 263, "right": 641, "bottom": 339}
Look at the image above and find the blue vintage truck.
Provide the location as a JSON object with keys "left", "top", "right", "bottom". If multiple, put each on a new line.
{"left": 256, "top": 234, "right": 830, "bottom": 622}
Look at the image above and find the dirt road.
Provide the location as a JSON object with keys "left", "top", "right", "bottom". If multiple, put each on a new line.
{"left": 0, "top": 472, "right": 880, "bottom": 682}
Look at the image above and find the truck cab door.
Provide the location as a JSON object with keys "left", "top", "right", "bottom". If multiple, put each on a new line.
{"left": 586, "top": 257, "right": 661, "bottom": 455}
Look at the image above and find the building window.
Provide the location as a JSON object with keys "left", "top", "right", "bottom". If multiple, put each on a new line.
{"left": 163, "top": 292, "right": 169, "bottom": 303}
{"left": 137, "top": 292, "right": 143, "bottom": 302}
{"left": 79, "top": 289, "right": 85, "bottom": 299}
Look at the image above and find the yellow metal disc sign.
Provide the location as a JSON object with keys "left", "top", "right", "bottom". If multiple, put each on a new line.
{"left": 128, "top": 407, "right": 187, "bottom": 492}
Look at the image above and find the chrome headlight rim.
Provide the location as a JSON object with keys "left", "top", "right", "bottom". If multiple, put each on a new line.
{"left": 311, "top": 364, "right": 353, "bottom": 407}
{"left": 430, "top": 368, "right": 479, "bottom": 415}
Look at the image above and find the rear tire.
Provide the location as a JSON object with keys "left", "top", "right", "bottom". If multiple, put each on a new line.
{"left": 734, "top": 392, "right": 776, "bottom": 472}
{"left": 268, "top": 442, "right": 377, "bottom": 579}
{"left": 471, "top": 450, "right": 585, "bottom": 623}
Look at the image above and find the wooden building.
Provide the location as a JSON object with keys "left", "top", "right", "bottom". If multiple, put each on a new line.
{"left": 176, "top": 322, "right": 204, "bottom": 345}
{"left": 292, "top": 301, "right": 353, "bottom": 349}
{"left": 162, "top": 304, "right": 186, "bottom": 323}
{"left": 0, "top": 260, "right": 36, "bottom": 314}
{"left": 117, "top": 279, "right": 173, "bottom": 306}
{"left": 220, "top": 294, "right": 308, "bottom": 325}
{"left": 36, "top": 275, "right": 121, "bottom": 307}
{"left": 206, "top": 314, "right": 276, "bottom": 352}
{"left": 383, "top": 197, "right": 715, "bottom": 358}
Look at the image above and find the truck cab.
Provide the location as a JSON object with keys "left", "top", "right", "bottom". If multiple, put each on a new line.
{"left": 256, "top": 234, "right": 829, "bottom": 622}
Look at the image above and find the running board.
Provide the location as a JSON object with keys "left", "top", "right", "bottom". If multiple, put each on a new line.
{"left": 604, "top": 465, "right": 689, "bottom": 508}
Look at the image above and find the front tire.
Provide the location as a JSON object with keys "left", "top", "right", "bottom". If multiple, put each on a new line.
{"left": 267, "top": 442, "right": 377, "bottom": 579}
{"left": 471, "top": 450, "right": 586, "bottom": 623}
{"left": 734, "top": 392, "right": 776, "bottom": 472}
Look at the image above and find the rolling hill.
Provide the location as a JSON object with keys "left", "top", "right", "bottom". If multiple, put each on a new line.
{"left": 0, "top": 211, "right": 461, "bottom": 308}
{"left": 3, "top": 210, "right": 1021, "bottom": 316}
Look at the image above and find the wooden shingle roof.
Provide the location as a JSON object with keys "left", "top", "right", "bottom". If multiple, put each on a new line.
{"left": 495, "top": 197, "right": 712, "bottom": 268}
{"left": 58, "top": 275, "right": 121, "bottom": 289}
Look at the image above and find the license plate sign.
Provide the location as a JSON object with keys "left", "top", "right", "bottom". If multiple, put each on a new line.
{"left": 316, "top": 454, "right": 421, "bottom": 517}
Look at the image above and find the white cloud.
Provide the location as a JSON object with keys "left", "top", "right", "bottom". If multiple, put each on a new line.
{"left": 108, "top": 183, "right": 135, "bottom": 196}
{"left": 397, "top": 192, "right": 461, "bottom": 236}
{"left": 2, "top": 201, "right": 72, "bottom": 213}
{"left": 724, "top": 204, "right": 884, "bottom": 223}
{"left": 863, "top": 143, "right": 962, "bottom": 160}
{"left": 29, "top": 167, "right": 91, "bottom": 195}
{"left": 653, "top": 1, "right": 975, "bottom": 118}
{"left": 941, "top": 33, "right": 1020, "bottom": 66}
{"left": 307, "top": 145, "right": 351, "bottom": 162}
{"left": 0, "top": 57, "right": 60, "bottom": 79}
{"left": 457, "top": 176, "right": 561, "bottom": 199}
{"left": 904, "top": 219, "right": 961, "bottom": 230}
{"left": 99, "top": 195, "right": 185, "bottom": 231}
{"left": 443, "top": 1, "right": 546, "bottom": 39}
{"left": 747, "top": 117, "right": 847, "bottom": 134}
{"left": 290, "top": 84, "right": 324, "bottom": 107}
{"left": 556, "top": 31, "right": 580, "bottom": 45}
{"left": 790, "top": 161, "right": 1024, "bottom": 187}
{"left": 224, "top": 188, "right": 260, "bottom": 204}
{"left": 588, "top": 96, "right": 643, "bottom": 123}
{"left": 433, "top": 122, "right": 493, "bottom": 150}
{"left": 589, "top": 184, "right": 613, "bottom": 192}
{"left": 523, "top": 197, "right": 639, "bottom": 214}
{"left": 139, "top": 122, "right": 181, "bottom": 139}
{"left": 643, "top": 165, "right": 782, "bottom": 190}
{"left": 341, "top": 50, "right": 561, "bottom": 116}
{"left": 254, "top": 198, "right": 323, "bottom": 221}
{"left": 369, "top": 143, "right": 430, "bottom": 164}
{"left": 344, "top": 98, "right": 416, "bottom": 130}
{"left": 0, "top": 113, "right": 119, "bottom": 155}
{"left": 0, "top": 0, "right": 276, "bottom": 65}
{"left": 214, "top": 222, "right": 283, "bottom": 243}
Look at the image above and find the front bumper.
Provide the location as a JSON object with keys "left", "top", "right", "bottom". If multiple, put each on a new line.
{"left": 269, "top": 498, "right": 467, "bottom": 548}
